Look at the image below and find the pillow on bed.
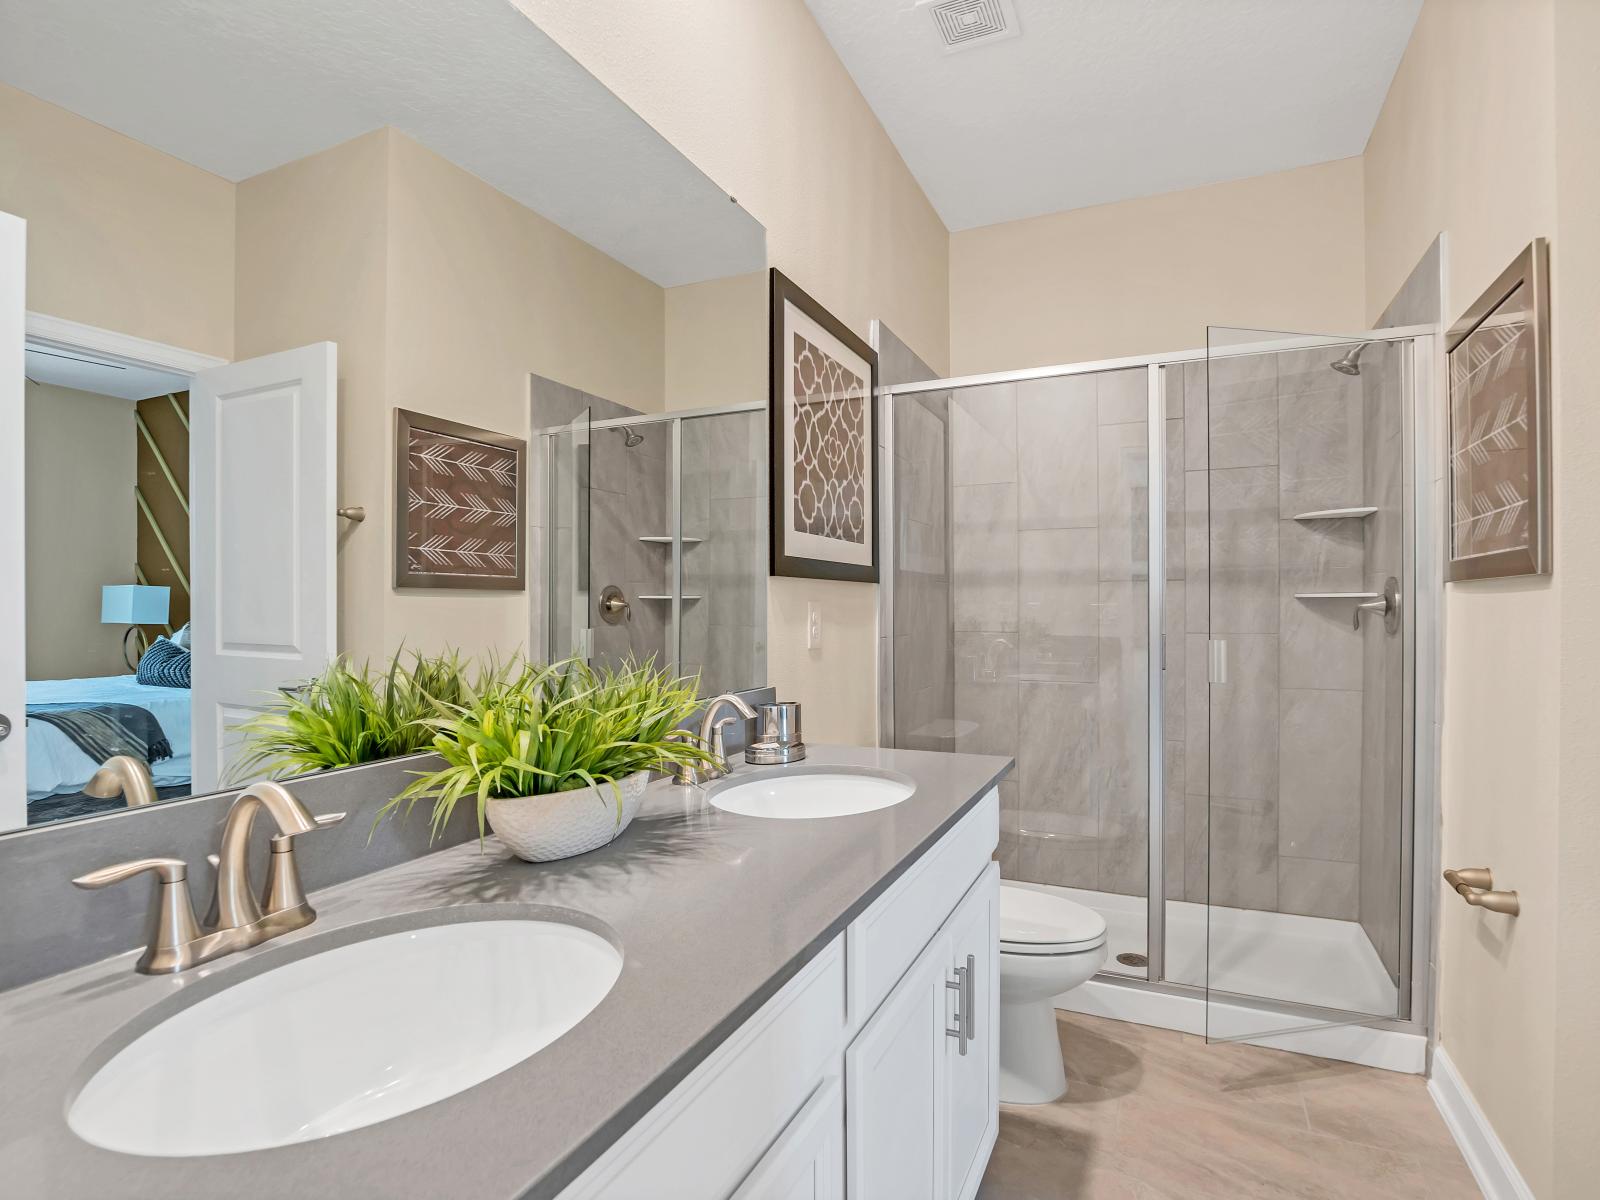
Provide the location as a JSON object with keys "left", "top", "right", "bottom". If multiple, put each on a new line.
{"left": 136, "top": 636, "right": 191, "bottom": 689}
{"left": 170, "top": 623, "right": 192, "bottom": 651}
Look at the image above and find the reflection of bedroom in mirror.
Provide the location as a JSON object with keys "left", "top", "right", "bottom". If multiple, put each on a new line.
{"left": 23, "top": 356, "right": 194, "bottom": 825}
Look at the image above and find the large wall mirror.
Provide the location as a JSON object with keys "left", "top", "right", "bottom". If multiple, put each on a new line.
{"left": 1, "top": 0, "right": 770, "bottom": 833}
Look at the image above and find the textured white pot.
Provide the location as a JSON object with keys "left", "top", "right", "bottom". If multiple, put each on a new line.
{"left": 485, "top": 771, "right": 649, "bottom": 863}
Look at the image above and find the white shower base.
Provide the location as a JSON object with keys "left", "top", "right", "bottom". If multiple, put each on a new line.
{"left": 1006, "top": 881, "right": 1421, "bottom": 1071}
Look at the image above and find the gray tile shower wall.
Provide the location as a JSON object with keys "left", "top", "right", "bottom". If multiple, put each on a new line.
{"left": 949, "top": 368, "right": 1152, "bottom": 900}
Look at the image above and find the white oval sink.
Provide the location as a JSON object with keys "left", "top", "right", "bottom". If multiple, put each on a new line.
{"left": 69, "top": 919, "right": 621, "bottom": 1157}
{"left": 710, "top": 772, "right": 915, "bottom": 819}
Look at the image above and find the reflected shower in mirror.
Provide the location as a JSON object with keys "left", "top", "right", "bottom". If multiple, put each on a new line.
{"left": 2, "top": 0, "right": 767, "bottom": 832}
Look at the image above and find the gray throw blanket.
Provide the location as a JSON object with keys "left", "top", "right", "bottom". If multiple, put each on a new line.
{"left": 28, "top": 704, "right": 172, "bottom": 766}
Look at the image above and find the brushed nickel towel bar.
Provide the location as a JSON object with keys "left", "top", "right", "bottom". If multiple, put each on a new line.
{"left": 1444, "top": 866, "right": 1520, "bottom": 916}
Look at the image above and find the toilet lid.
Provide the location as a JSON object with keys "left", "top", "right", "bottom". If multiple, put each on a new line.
{"left": 999, "top": 884, "right": 1107, "bottom": 952}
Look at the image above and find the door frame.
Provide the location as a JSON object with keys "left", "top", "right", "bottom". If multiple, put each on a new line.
{"left": 25, "top": 312, "right": 227, "bottom": 377}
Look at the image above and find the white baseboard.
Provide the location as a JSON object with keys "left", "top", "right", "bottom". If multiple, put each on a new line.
{"left": 1054, "top": 977, "right": 1427, "bottom": 1073}
{"left": 1428, "top": 1046, "right": 1535, "bottom": 1200}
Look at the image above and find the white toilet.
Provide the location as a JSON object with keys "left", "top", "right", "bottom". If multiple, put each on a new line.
{"left": 997, "top": 883, "right": 1108, "bottom": 1104}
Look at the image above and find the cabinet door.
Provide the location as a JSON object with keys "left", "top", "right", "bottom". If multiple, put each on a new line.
{"left": 846, "top": 935, "right": 950, "bottom": 1199}
{"left": 945, "top": 864, "right": 1000, "bottom": 1200}
{"left": 732, "top": 1076, "right": 843, "bottom": 1200}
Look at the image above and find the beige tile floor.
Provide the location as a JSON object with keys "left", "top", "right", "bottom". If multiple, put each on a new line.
{"left": 978, "top": 1011, "right": 1482, "bottom": 1200}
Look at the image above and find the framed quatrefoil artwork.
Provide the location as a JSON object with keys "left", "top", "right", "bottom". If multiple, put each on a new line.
{"left": 394, "top": 408, "right": 527, "bottom": 590}
{"left": 768, "top": 269, "right": 879, "bottom": 583}
{"left": 1444, "top": 239, "right": 1551, "bottom": 582}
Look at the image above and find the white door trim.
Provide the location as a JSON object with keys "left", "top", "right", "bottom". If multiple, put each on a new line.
{"left": 24, "top": 312, "right": 227, "bottom": 374}
{"left": 1, "top": 215, "right": 28, "bottom": 830}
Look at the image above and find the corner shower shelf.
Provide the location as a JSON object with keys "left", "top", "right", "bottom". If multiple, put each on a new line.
{"left": 1293, "top": 591, "right": 1383, "bottom": 601}
{"left": 1292, "top": 507, "right": 1377, "bottom": 521}
{"left": 638, "top": 536, "right": 704, "bottom": 545}
{"left": 635, "top": 594, "right": 702, "bottom": 602}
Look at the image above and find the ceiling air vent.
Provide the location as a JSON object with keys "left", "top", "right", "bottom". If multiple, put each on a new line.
{"left": 919, "top": 0, "right": 1020, "bottom": 54}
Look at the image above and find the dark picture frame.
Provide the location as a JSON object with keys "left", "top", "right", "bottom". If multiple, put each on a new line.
{"left": 768, "top": 268, "right": 879, "bottom": 583}
{"left": 394, "top": 408, "right": 527, "bottom": 591}
{"left": 1444, "top": 238, "right": 1552, "bottom": 582}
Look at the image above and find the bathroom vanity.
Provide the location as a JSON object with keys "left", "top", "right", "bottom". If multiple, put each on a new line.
{"left": 0, "top": 745, "right": 1009, "bottom": 1199}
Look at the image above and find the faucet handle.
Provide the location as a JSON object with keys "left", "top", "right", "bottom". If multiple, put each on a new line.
{"left": 72, "top": 858, "right": 203, "bottom": 975}
{"left": 73, "top": 856, "right": 189, "bottom": 889}
{"left": 261, "top": 811, "right": 347, "bottom": 916}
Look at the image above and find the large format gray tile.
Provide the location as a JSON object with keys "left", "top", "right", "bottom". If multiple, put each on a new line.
{"left": 1206, "top": 352, "right": 1277, "bottom": 469}
{"left": 1208, "top": 467, "right": 1278, "bottom": 635}
{"left": 1165, "top": 418, "right": 1185, "bottom": 578}
{"left": 953, "top": 483, "right": 1019, "bottom": 631}
{"left": 1208, "top": 794, "right": 1279, "bottom": 911}
{"left": 1020, "top": 527, "right": 1100, "bottom": 682}
{"left": 956, "top": 631, "right": 1019, "bottom": 684}
{"left": 952, "top": 383, "right": 1018, "bottom": 486}
{"left": 1278, "top": 856, "right": 1360, "bottom": 921}
{"left": 1277, "top": 377, "right": 1364, "bottom": 519}
{"left": 956, "top": 678, "right": 1020, "bottom": 758}
{"left": 1279, "top": 518, "right": 1364, "bottom": 691}
{"left": 1184, "top": 634, "right": 1210, "bottom": 794}
{"left": 1018, "top": 679, "right": 1099, "bottom": 833}
{"left": 1278, "top": 688, "right": 1362, "bottom": 862}
{"left": 1097, "top": 368, "right": 1149, "bottom": 425}
{"left": 1182, "top": 361, "right": 1208, "bottom": 471}
{"left": 1098, "top": 422, "right": 1150, "bottom": 582}
{"left": 1208, "top": 633, "right": 1277, "bottom": 802}
{"left": 1018, "top": 374, "right": 1097, "bottom": 530}
{"left": 1185, "top": 471, "right": 1210, "bottom": 633}
{"left": 1096, "top": 581, "right": 1149, "bottom": 848}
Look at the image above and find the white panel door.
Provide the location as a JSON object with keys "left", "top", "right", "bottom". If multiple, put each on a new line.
{"left": 945, "top": 864, "right": 1000, "bottom": 1200}
{"left": 0, "top": 212, "right": 25, "bottom": 830}
{"left": 190, "top": 343, "right": 336, "bottom": 793}
{"left": 846, "top": 931, "right": 950, "bottom": 1200}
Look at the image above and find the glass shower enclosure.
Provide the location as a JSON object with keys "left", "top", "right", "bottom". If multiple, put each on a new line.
{"left": 539, "top": 402, "right": 769, "bottom": 697}
{"left": 881, "top": 324, "right": 1432, "bottom": 1042}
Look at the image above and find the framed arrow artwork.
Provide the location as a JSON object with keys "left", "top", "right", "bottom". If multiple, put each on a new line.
{"left": 1444, "top": 238, "right": 1551, "bottom": 582}
{"left": 394, "top": 408, "right": 527, "bottom": 590}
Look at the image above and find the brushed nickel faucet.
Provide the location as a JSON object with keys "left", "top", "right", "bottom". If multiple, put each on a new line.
{"left": 697, "top": 693, "right": 757, "bottom": 781}
{"left": 668, "top": 694, "right": 758, "bottom": 787}
{"left": 72, "top": 781, "right": 345, "bottom": 975}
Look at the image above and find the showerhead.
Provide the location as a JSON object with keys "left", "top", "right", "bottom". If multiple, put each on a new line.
{"left": 615, "top": 426, "right": 645, "bottom": 448}
{"left": 1330, "top": 343, "right": 1368, "bottom": 376}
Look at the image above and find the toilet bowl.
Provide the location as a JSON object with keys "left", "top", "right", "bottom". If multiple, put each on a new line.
{"left": 997, "top": 883, "right": 1108, "bottom": 1104}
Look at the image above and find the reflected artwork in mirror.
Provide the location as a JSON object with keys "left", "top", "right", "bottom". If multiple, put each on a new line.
{"left": 0, "top": 0, "right": 769, "bottom": 833}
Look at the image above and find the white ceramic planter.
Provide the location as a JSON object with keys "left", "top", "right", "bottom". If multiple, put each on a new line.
{"left": 485, "top": 771, "right": 650, "bottom": 863}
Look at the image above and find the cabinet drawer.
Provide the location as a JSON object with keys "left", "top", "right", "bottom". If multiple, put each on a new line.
{"left": 560, "top": 936, "right": 847, "bottom": 1200}
{"left": 847, "top": 788, "right": 998, "bottom": 1030}
{"left": 730, "top": 1076, "right": 843, "bottom": 1200}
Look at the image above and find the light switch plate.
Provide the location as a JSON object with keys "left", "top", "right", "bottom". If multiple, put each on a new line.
{"left": 806, "top": 602, "right": 822, "bottom": 650}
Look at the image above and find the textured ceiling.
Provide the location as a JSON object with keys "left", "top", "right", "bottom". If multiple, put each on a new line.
{"left": 804, "top": 0, "right": 1421, "bottom": 230}
{"left": 0, "top": 0, "right": 765, "bottom": 287}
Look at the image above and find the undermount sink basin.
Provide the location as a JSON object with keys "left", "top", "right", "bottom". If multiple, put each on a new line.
{"left": 68, "top": 919, "right": 621, "bottom": 1157}
{"left": 710, "top": 771, "right": 915, "bottom": 819}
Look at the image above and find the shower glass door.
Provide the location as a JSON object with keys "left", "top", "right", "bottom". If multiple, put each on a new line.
{"left": 1202, "top": 325, "right": 1411, "bottom": 1042}
{"left": 545, "top": 407, "right": 591, "bottom": 662}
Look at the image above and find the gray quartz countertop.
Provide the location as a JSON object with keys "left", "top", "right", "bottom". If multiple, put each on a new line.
{"left": 0, "top": 744, "right": 1011, "bottom": 1200}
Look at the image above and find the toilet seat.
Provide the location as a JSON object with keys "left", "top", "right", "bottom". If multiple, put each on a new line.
{"left": 999, "top": 884, "right": 1107, "bottom": 956}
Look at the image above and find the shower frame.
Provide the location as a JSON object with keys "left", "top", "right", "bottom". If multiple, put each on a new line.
{"left": 876, "top": 323, "right": 1442, "bottom": 1047}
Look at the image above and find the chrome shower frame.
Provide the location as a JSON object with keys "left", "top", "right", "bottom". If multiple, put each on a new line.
{"left": 875, "top": 323, "right": 1442, "bottom": 1048}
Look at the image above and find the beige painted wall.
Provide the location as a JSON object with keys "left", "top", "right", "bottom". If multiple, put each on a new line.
{"left": 519, "top": 0, "right": 953, "bottom": 745}
{"left": 24, "top": 382, "right": 136, "bottom": 679}
{"left": 1365, "top": 1, "right": 1566, "bottom": 1193}
{"left": 1550, "top": 1, "right": 1600, "bottom": 1193}
{"left": 381, "top": 130, "right": 665, "bottom": 658}
{"left": 0, "top": 82, "right": 235, "bottom": 359}
{"left": 949, "top": 157, "right": 1369, "bottom": 374}
{"left": 665, "top": 272, "right": 766, "bottom": 411}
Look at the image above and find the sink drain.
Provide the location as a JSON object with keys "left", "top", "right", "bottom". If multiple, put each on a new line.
{"left": 1116, "top": 952, "right": 1149, "bottom": 968}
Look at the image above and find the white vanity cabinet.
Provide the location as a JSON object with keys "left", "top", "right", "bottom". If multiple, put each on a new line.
{"left": 559, "top": 790, "right": 999, "bottom": 1200}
